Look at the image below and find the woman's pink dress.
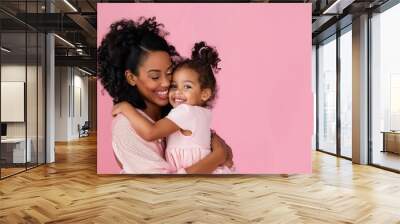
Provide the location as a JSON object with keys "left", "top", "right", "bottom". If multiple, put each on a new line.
{"left": 166, "top": 104, "right": 233, "bottom": 174}
{"left": 112, "top": 110, "right": 184, "bottom": 174}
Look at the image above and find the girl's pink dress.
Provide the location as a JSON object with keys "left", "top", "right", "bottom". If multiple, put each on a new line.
{"left": 166, "top": 104, "right": 233, "bottom": 174}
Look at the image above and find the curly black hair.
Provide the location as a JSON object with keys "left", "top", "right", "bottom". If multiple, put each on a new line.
{"left": 173, "top": 41, "right": 220, "bottom": 108}
{"left": 97, "top": 17, "right": 178, "bottom": 114}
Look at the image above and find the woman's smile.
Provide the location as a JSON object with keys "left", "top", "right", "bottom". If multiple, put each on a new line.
{"left": 155, "top": 89, "right": 169, "bottom": 100}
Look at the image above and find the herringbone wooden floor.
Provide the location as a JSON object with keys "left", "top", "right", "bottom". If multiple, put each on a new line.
{"left": 1, "top": 135, "right": 400, "bottom": 224}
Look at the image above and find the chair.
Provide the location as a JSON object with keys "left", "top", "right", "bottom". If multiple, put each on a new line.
{"left": 78, "top": 121, "right": 90, "bottom": 138}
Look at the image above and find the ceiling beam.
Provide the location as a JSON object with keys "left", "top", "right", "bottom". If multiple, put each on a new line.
{"left": 67, "top": 13, "right": 97, "bottom": 45}
{"left": 55, "top": 55, "right": 96, "bottom": 68}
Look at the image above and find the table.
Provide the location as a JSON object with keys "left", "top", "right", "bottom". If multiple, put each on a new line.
{"left": 1, "top": 138, "right": 32, "bottom": 163}
{"left": 381, "top": 131, "right": 400, "bottom": 154}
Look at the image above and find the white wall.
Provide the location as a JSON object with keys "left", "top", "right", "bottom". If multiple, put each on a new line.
{"left": 55, "top": 66, "right": 69, "bottom": 141}
{"left": 54, "top": 67, "right": 89, "bottom": 141}
{"left": 1, "top": 65, "right": 25, "bottom": 125}
{"left": 1, "top": 65, "right": 26, "bottom": 138}
{"left": 72, "top": 73, "right": 89, "bottom": 138}
{"left": 1, "top": 65, "right": 42, "bottom": 137}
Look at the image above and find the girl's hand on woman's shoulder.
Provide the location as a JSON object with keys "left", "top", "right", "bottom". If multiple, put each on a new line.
{"left": 112, "top": 101, "right": 130, "bottom": 117}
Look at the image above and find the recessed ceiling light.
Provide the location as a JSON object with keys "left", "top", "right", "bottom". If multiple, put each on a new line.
{"left": 63, "top": 0, "right": 78, "bottom": 12}
{"left": 1, "top": 47, "right": 11, "bottom": 53}
{"left": 323, "top": 0, "right": 355, "bottom": 15}
{"left": 54, "top": 34, "right": 75, "bottom": 48}
{"left": 78, "top": 67, "right": 93, "bottom": 76}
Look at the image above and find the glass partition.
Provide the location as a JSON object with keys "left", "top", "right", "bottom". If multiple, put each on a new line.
{"left": 0, "top": 1, "right": 46, "bottom": 179}
{"left": 1, "top": 30, "right": 28, "bottom": 177}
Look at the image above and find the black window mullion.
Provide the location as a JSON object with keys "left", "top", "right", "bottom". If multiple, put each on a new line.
{"left": 336, "top": 29, "right": 341, "bottom": 157}
{"left": 36, "top": 0, "right": 39, "bottom": 168}
{"left": 367, "top": 11, "right": 373, "bottom": 165}
{"left": 25, "top": 0, "right": 28, "bottom": 171}
{"left": 316, "top": 45, "right": 319, "bottom": 150}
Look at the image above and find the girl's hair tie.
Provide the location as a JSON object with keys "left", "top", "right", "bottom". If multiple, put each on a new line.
{"left": 198, "top": 46, "right": 208, "bottom": 57}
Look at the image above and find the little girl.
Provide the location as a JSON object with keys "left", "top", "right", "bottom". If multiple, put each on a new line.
{"left": 112, "top": 41, "right": 233, "bottom": 174}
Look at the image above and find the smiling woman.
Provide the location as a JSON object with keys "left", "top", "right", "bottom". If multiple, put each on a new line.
{"left": 97, "top": 17, "right": 232, "bottom": 174}
{"left": 123, "top": 51, "right": 173, "bottom": 114}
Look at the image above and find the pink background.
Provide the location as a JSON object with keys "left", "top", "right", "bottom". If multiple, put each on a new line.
{"left": 97, "top": 3, "right": 313, "bottom": 174}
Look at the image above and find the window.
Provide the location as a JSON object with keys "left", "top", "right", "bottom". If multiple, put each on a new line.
{"left": 340, "top": 27, "right": 352, "bottom": 158}
{"left": 371, "top": 2, "right": 400, "bottom": 171}
{"left": 317, "top": 36, "right": 337, "bottom": 154}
